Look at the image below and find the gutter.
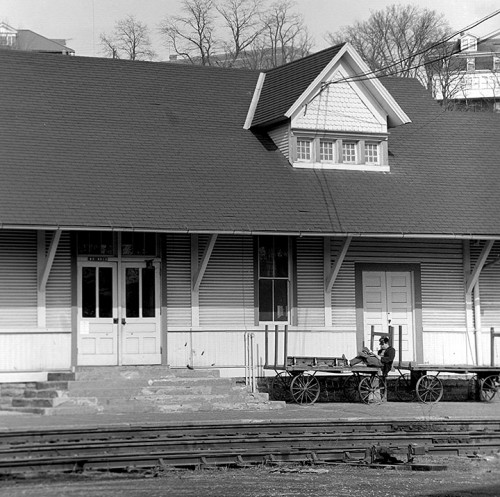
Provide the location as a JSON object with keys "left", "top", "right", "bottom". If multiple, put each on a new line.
{"left": 1, "top": 224, "right": 500, "bottom": 240}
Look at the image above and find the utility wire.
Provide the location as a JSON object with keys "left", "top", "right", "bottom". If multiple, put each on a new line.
{"left": 325, "top": 8, "right": 500, "bottom": 87}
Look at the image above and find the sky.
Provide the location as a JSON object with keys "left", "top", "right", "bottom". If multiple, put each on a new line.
{"left": 0, "top": 0, "right": 499, "bottom": 60}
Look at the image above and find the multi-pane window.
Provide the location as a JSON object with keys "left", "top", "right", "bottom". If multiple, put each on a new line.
{"left": 342, "top": 141, "right": 357, "bottom": 163}
{"left": 365, "top": 142, "right": 379, "bottom": 164}
{"left": 78, "top": 231, "right": 115, "bottom": 255}
{"left": 296, "top": 139, "right": 311, "bottom": 161}
{"left": 258, "top": 236, "right": 289, "bottom": 322}
{"left": 320, "top": 140, "right": 334, "bottom": 162}
{"left": 293, "top": 135, "right": 387, "bottom": 168}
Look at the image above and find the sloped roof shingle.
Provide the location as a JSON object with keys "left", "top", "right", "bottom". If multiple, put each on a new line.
{"left": 0, "top": 49, "right": 499, "bottom": 238}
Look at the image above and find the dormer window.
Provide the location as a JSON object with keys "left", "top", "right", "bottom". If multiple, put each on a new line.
{"left": 291, "top": 132, "right": 389, "bottom": 172}
{"left": 320, "top": 140, "right": 334, "bottom": 161}
{"left": 365, "top": 142, "right": 379, "bottom": 164}
{"left": 342, "top": 141, "right": 357, "bottom": 163}
{"left": 296, "top": 139, "right": 312, "bottom": 161}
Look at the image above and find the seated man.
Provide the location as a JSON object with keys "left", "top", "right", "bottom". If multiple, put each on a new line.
{"left": 350, "top": 336, "right": 395, "bottom": 376}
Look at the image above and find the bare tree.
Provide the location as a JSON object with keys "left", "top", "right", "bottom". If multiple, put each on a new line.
{"left": 259, "top": 0, "right": 313, "bottom": 68}
{"left": 424, "top": 40, "right": 468, "bottom": 109}
{"left": 160, "top": 0, "right": 312, "bottom": 69}
{"left": 216, "top": 0, "right": 264, "bottom": 67}
{"left": 99, "top": 15, "right": 156, "bottom": 61}
{"left": 159, "top": 0, "right": 217, "bottom": 65}
{"left": 326, "top": 4, "right": 451, "bottom": 85}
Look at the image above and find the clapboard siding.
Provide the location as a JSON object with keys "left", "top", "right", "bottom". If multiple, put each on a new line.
{"left": 46, "top": 232, "right": 72, "bottom": 329}
{"left": 0, "top": 333, "right": 71, "bottom": 371}
{"left": 199, "top": 235, "right": 254, "bottom": 327}
{"left": 0, "top": 230, "right": 37, "bottom": 328}
{"left": 342, "top": 238, "right": 463, "bottom": 262}
{"left": 330, "top": 238, "right": 466, "bottom": 330}
{"left": 331, "top": 261, "right": 357, "bottom": 331}
{"left": 476, "top": 241, "right": 500, "bottom": 330}
{"left": 267, "top": 123, "right": 290, "bottom": 158}
{"left": 296, "top": 237, "right": 325, "bottom": 327}
{"left": 165, "top": 234, "right": 192, "bottom": 327}
{"left": 421, "top": 262, "right": 466, "bottom": 330}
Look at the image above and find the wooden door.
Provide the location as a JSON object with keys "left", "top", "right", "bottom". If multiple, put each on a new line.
{"left": 77, "top": 262, "right": 118, "bottom": 365}
{"left": 362, "top": 271, "right": 414, "bottom": 361}
{"left": 121, "top": 262, "right": 161, "bottom": 365}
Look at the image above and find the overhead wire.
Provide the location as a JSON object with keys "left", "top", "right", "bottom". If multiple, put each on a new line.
{"left": 324, "top": 8, "right": 500, "bottom": 87}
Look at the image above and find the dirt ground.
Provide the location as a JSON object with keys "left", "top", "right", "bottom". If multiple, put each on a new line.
{"left": 1, "top": 454, "right": 500, "bottom": 497}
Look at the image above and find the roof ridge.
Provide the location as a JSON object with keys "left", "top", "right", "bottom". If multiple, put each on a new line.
{"left": 263, "top": 43, "right": 346, "bottom": 74}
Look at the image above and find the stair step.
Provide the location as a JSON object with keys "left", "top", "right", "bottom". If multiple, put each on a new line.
{"left": 1, "top": 367, "right": 282, "bottom": 415}
{"left": 75, "top": 366, "right": 220, "bottom": 381}
{"left": 47, "top": 372, "right": 76, "bottom": 381}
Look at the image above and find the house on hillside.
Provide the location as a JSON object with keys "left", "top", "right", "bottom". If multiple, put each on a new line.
{"left": 0, "top": 22, "right": 74, "bottom": 55}
{"left": 428, "top": 30, "right": 500, "bottom": 112}
{"left": 0, "top": 44, "right": 499, "bottom": 383}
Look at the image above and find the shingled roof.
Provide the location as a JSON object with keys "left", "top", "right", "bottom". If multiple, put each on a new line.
{"left": 0, "top": 49, "right": 499, "bottom": 238}
{"left": 251, "top": 44, "right": 344, "bottom": 127}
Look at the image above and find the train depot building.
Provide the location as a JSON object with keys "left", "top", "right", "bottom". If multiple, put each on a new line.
{"left": 0, "top": 43, "right": 499, "bottom": 383}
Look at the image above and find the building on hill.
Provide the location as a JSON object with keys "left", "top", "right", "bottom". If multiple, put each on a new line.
{"left": 0, "top": 43, "right": 499, "bottom": 383}
{"left": 428, "top": 30, "right": 500, "bottom": 112}
{"left": 0, "top": 22, "right": 74, "bottom": 55}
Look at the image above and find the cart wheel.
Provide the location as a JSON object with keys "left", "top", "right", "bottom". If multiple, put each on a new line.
{"left": 359, "top": 376, "right": 385, "bottom": 404}
{"left": 342, "top": 375, "right": 360, "bottom": 402}
{"left": 415, "top": 375, "right": 443, "bottom": 403}
{"left": 290, "top": 373, "right": 320, "bottom": 405}
{"left": 270, "top": 372, "right": 293, "bottom": 402}
{"left": 479, "top": 375, "right": 499, "bottom": 402}
{"left": 395, "top": 373, "right": 416, "bottom": 402}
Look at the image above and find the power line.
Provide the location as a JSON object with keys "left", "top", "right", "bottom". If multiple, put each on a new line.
{"left": 326, "top": 8, "right": 500, "bottom": 87}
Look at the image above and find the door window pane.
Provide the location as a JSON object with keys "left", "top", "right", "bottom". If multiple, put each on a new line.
{"left": 142, "top": 267, "right": 156, "bottom": 317}
{"left": 98, "top": 267, "right": 113, "bottom": 318}
{"left": 82, "top": 267, "right": 96, "bottom": 318}
{"left": 125, "top": 268, "right": 140, "bottom": 318}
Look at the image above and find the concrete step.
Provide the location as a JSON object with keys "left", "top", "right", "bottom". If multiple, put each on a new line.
{"left": 47, "top": 372, "right": 76, "bottom": 381}
{"left": 0, "top": 367, "right": 282, "bottom": 415}
{"left": 66, "top": 376, "right": 235, "bottom": 392}
{"left": 75, "top": 366, "right": 220, "bottom": 381}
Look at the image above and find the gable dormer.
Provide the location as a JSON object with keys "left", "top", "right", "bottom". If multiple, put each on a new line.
{"left": 460, "top": 33, "right": 478, "bottom": 52}
{"left": 0, "top": 22, "right": 17, "bottom": 48}
{"left": 245, "top": 43, "right": 410, "bottom": 172}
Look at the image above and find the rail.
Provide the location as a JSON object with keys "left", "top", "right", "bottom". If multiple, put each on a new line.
{"left": 1, "top": 419, "right": 500, "bottom": 475}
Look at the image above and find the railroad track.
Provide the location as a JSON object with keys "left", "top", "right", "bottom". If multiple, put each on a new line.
{"left": 1, "top": 418, "right": 499, "bottom": 475}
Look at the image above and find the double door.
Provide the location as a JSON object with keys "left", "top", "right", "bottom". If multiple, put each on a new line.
{"left": 362, "top": 270, "right": 415, "bottom": 362}
{"left": 77, "top": 261, "right": 161, "bottom": 365}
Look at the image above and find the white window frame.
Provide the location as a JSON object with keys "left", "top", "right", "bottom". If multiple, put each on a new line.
{"left": 291, "top": 132, "right": 389, "bottom": 172}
